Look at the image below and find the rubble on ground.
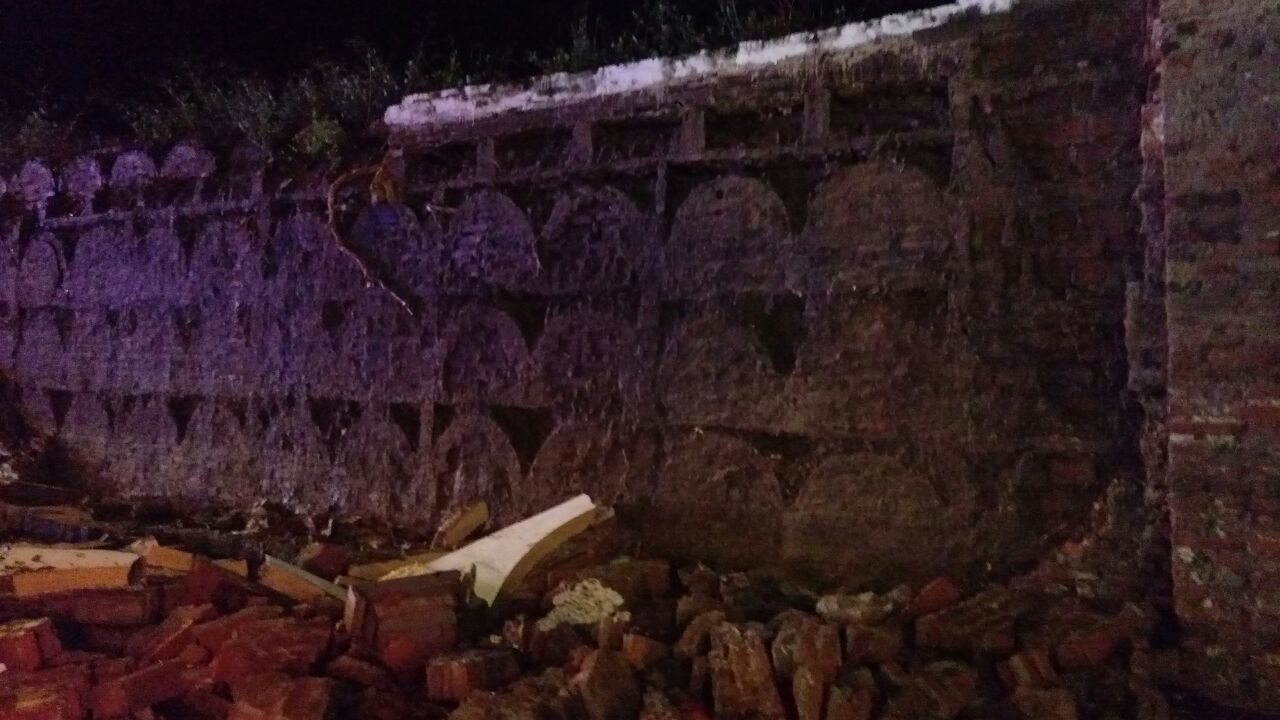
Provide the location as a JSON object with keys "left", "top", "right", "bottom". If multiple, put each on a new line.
{"left": 0, "top": 484, "right": 1176, "bottom": 720}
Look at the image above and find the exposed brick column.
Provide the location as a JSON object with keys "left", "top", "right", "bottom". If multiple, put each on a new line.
{"left": 1159, "top": 0, "right": 1280, "bottom": 708}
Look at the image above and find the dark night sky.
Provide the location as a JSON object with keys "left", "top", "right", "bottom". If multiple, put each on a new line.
{"left": 1, "top": 0, "right": 942, "bottom": 103}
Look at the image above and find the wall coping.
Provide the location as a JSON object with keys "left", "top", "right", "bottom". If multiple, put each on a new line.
{"left": 384, "top": 0, "right": 1019, "bottom": 133}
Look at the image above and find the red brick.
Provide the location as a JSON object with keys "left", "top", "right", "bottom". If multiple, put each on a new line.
{"left": 293, "top": 543, "right": 350, "bottom": 581}
{"left": 191, "top": 605, "right": 285, "bottom": 653}
{"left": 621, "top": 633, "right": 670, "bottom": 671}
{"left": 906, "top": 578, "right": 963, "bottom": 617}
{"left": 844, "top": 624, "right": 903, "bottom": 665}
{"left": 344, "top": 575, "right": 458, "bottom": 674}
{"left": 36, "top": 588, "right": 160, "bottom": 627}
{"left": 792, "top": 666, "right": 825, "bottom": 720}
{"left": 998, "top": 649, "right": 1058, "bottom": 688}
{"left": 824, "top": 670, "right": 875, "bottom": 720}
{"left": 228, "top": 673, "right": 333, "bottom": 720}
{"left": 0, "top": 619, "right": 61, "bottom": 672}
{"left": 883, "top": 662, "right": 977, "bottom": 720}
{"left": 325, "top": 655, "right": 388, "bottom": 688}
{"left": 184, "top": 560, "right": 261, "bottom": 612}
{"left": 92, "top": 660, "right": 192, "bottom": 718}
{"left": 708, "top": 624, "right": 785, "bottom": 720}
{"left": 1056, "top": 626, "right": 1123, "bottom": 670}
{"left": 915, "top": 589, "right": 1023, "bottom": 656}
{"left": 770, "top": 614, "right": 841, "bottom": 681}
{"left": 1010, "top": 687, "right": 1079, "bottom": 720}
{"left": 178, "top": 643, "right": 212, "bottom": 667}
{"left": 0, "top": 665, "right": 90, "bottom": 720}
{"left": 425, "top": 648, "right": 520, "bottom": 702}
{"left": 210, "top": 618, "right": 332, "bottom": 685}
{"left": 573, "top": 649, "right": 640, "bottom": 720}
{"left": 130, "top": 604, "right": 217, "bottom": 662}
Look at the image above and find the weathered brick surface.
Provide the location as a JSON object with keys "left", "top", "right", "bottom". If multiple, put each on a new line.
{"left": 0, "top": 3, "right": 1144, "bottom": 591}
{"left": 1157, "top": 0, "right": 1280, "bottom": 709}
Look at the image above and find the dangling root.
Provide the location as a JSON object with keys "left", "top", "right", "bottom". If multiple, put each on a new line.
{"left": 325, "top": 165, "right": 417, "bottom": 317}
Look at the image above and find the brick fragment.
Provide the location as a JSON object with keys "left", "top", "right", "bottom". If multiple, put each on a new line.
{"left": 424, "top": 648, "right": 520, "bottom": 702}
{"left": 824, "top": 669, "right": 875, "bottom": 720}
{"left": 92, "top": 660, "right": 192, "bottom": 718}
{"left": 915, "top": 588, "right": 1024, "bottom": 656}
{"left": 707, "top": 624, "right": 785, "bottom": 720}
{"left": 167, "top": 689, "right": 231, "bottom": 720}
{"left": 293, "top": 543, "right": 350, "bottom": 581}
{"left": 844, "top": 623, "right": 902, "bottom": 665}
{"left": 343, "top": 574, "right": 458, "bottom": 673}
{"left": 178, "top": 643, "right": 212, "bottom": 667}
{"left": 998, "top": 648, "right": 1058, "bottom": 688}
{"left": 676, "top": 594, "right": 726, "bottom": 627}
{"left": 574, "top": 649, "right": 640, "bottom": 720}
{"left": 793, "top": 666, "right": 826, "bottom": 720}
{"left": 0, "top": 619, "right": 61, "bottom": 672}
{"left": 883, "top": 662, "right": 977, "bottom": 720}
{"left": 130, "top": 604, "right": 217, "bottom": 662}
{"left": 184, "top": 560, "right": 261, "bottom": 612}
{"left": 0, "top": 665, "right": 90, "bottom": 720}
{"left": 228, "top": 673, "right": 333, "bottom": 720}
{"left": 906, "top": 578, "right": 963, "bottom": 617}
{"left": 771, "top": 614, "right": 841, "bottom": 681}
{"left": 209, "top": 618, "right": 332, "bottom": 685}
{"left": 1056, "top": 626, "right": 1123, "bottom": 670}
{"left": 324, "top": 655, "right": 388, "bottom": 688}
{"left": 191, "top": 605, "right": 285, "bottom": 653}
{"left": 675, "top": 611, "right": 726, "bottom": 657}
{"left": 1010, "top": 687, "right": 1079, "bottom": 720}
{"left": 35, "top": 587, "right": 161, "bottom": 626}
{"left": 621, "top": 633, "right": 670, "bottom": 670}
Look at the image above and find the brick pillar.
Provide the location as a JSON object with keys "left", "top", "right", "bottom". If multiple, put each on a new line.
{"left": 1159, "top": 0, "right": 1280, "bottom": 708}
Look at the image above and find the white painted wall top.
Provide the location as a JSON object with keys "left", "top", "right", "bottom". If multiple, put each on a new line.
{"left": 385, "top": 0, "right": 1018, "bottom": 131}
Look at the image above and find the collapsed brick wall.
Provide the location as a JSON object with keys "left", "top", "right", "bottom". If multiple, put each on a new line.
{"left": 0, "top": 0, "right": 1147, "bottom": 591}
{"left": 1156, "top": 0, "right": 1280, "bottom": 708}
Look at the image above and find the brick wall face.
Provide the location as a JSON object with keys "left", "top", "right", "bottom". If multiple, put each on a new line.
{"left": 1159, "top": 0, "right": 1280, "bottom": 707}
{"left": 0, "top": 0, "right": 1146, "bottom": 590}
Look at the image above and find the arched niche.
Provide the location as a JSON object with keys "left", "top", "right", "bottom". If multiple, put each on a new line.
{"left": 804, "top": 162, "right": 951, "bottom": 291}
{"left": 667, "top": 176, "right": 794, "bottom": 296}
{"left": 515, "top": 424, "right": 655, "bottom": 523}
{"left": 538, "top": 187, "right": 642, "bottom": 292}
{"left": 532, "top": 310, "right": 636, "bottom": 412}
{"left": 641, "top": 429, "right": 784, "bottom": 569}
{"left": 442, "top": 305, "right": 532, "bottom": 405}
{"left": 431, "top": 412, "right": 522, "bottom": 523}
{"left": 444, "top": 190, "right": 538, "bottom": 290}
{"left": 657, "top": 306, "right": 783, "bottom": 429}
{"left": 782, "top": 452, "right": 978, "bottom": 588}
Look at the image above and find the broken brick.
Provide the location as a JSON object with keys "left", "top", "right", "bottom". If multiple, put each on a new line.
{"left": 824, "top": 670, "right": 875, "bottom": 720}
{"left": 228, "top": 673, "right": 333, "bottom": 720}
{"left": 1010, "top": 687, "right": 1079, "bottom": 720}
{"left": 210, "top": 618, "right": 332, "bottom": 685}
{"left": 1056, "top": 625, "right": 1123, "bottom": 670}
{"left": 191, "top": 605, "right": 285, "bottom": 653}
{"left": 675, "top": 611, "right": 726, "bottom": 658}
{"left": 0, "top": 619, "right": 61, "bottom": 672}
{"left": 998, "top": 648, "right": 1058, "bottom": 688}
{"left": 621, "top": 633, "right": 670, "bottom": 671}
{"left": 574, "top": 649, "right": 640, "bottom": 720}
{"left": 425, "top": 648, "right": 520, "bottom": 702}
{"left": 293, "top": 543, "right": 350, "bottom": 581}
{"left": 844, "top": 623, "right": 902, "bottom": 665}
{"left": 178, "top": 643, "right": 212, "bottom": 667}
{"left": 707, "top": 624, "right": 785, "bottom": 720}
{"left": 92, "top": 660, "right": 193, "bottom": 718}
{"left": 906, "top": 578, "right": 963, "bottom": 617}
{"left": 130, "top": 603, "right": 217, "bottom": 662}
{"left": 915, "top": 589, "right": 1024, "bottom": 656}
{"left": 325, "top": 655, "right": 389, "bottom": 688}
{"left": 184, "top": 560, "right": 260, "bottom": 612}
{"left": 793, "top": 666, "right": 826, "bottom": 720}
{"left": 883, "top": 662, "right": 977, "bottom": 720}
{"left": 771, "top": 614, "right": 841, "bottom": 681}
